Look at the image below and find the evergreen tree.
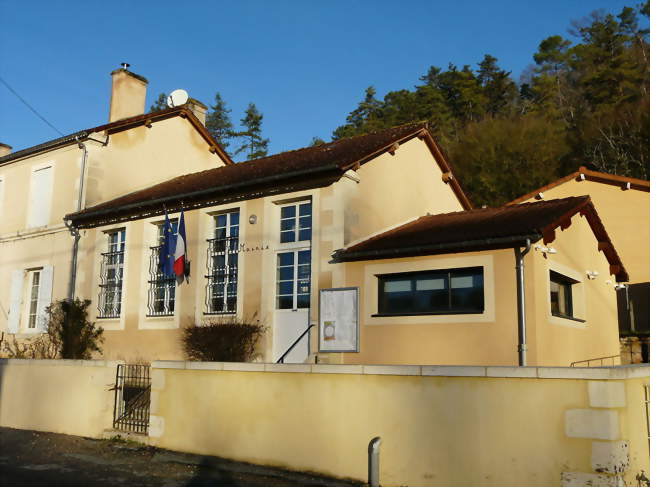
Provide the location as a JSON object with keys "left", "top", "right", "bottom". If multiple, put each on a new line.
{"left": 477, "top": 54, "right": 518, "bottom": 116}
{"left": 234, "top": 103, "right": 269, "bottom": 160}
{"left": 333, "top": 86, "right": 383, "bottom": 139}
{"left": 328, "top": 2, "right": 650, "bottom": 203}
{"left": 205, "top": 93, "right": 234, "bottom": 153}
{"left": 149, "top": 93, "right": 168, "bottom": 112}
{"left": 310, "top": 136, "right": 326, "bottom": 146}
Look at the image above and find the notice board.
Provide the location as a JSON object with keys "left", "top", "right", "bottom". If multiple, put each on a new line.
{"left": 318, "top": 287, "right": 359, "bottom": 353}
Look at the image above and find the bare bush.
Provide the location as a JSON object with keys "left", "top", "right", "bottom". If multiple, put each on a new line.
{"left": 182, "top": 316, "right": 265, "bottom": 362}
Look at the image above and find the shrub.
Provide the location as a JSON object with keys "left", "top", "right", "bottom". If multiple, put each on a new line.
{"left": 1, "top": 332, "right": 58, "bottom": 359}
{"left": 49, "top": 298, "right": 104, "bottom": 359}
{"left": 2, "top": 298, "right": 103, "bottom": 359}
{"left": 182, "top": 317, "right": 265, "bottom": 362}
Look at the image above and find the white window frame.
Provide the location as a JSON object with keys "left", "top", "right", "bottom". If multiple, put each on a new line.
{"left": 278, "top": 201, "right": 312, "bottom": 247}
{"left": 27, "top": 163, "right": 54, "bottom": 228}
{"left": 276, "top": 249, "right": 311, "bottom": 310}
{"left": 205, "top": 210, "right": 240, "bottom": 315}
{"left": 7, "top": 265, "right": 53, "bottom": 334}
{"left": 26, "top": 269, "right": 41, "bottom": 329}
{"left": 275, "top": 199, "right": 312, "bottom": 311}
{"left": 98, "top": 229, "right": 126, "bottom": 319}
{"left": 0, "top": 175, "right": 5, "bottom": 219}
{"left": 146, "top": 220, "right": 177, "bottom": 317}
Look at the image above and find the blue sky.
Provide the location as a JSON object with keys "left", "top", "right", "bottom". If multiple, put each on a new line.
{"left": 0, "top": 0, "right": 640, "bottom": 158}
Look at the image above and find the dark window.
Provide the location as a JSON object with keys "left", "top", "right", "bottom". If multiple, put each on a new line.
{"left": 377, "top": 267, "right": 484, "bottom": 316}
{"left": 280, "top": 202, "right": 311, "bottom": 243}
{"left": 206, "top": 211, "right": 239, "bottom": 314}
{"left": 98, "top": 229, "right": 126, "bottom": 318}
{"left": 147, "top": 221, "right": 178, "bottom": 316}
{"left": 549, "top": 271, "right": 575, "bottom": 319}
{"left": 617, "top": 282, "right": 650, "bottom": 336}
{"left": 276, "top": 249, "right": 311, "bottom": 309}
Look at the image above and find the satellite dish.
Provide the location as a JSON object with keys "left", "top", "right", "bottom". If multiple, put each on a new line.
{"left": 167, "top": 89, "right": 189, "bottom": 108}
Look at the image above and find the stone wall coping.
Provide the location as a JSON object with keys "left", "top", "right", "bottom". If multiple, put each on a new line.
{"left": 0, "top": 358, "right": 124, "bottom": 367}
{"left": 149, "top": 361, "right": 650, "bottom": 380}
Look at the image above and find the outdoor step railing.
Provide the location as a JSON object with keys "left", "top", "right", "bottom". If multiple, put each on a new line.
{"left": 277, "top": 324, "right": 315, "bottom": 364}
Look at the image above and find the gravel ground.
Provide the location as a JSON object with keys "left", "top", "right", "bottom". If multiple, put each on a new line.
{"left": 0, "top": 427, "right": 362, "bottom": 487}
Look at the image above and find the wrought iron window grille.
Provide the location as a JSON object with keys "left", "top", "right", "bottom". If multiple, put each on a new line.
{"left": 205, "top": 236, "right": 239, "bottom": 314}
{"left": 98, "top": 249, "right": 124, "bottom": 318}
{"left": 147, "top": 244, "right": 176, "bottom": 316}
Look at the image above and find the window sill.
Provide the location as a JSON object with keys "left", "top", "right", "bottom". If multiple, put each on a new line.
{"left": 204, "top": 312, "right": 236, "bottom": 316}
{"left": 551, "top": 313, "right": 586, "bottom": 323}
{"left": 146, "top": 314, "right": 175, "bottom": 319}
{"left": 97, "top": 316, "right": 121, "bottom": 321}
{"left": 372, "top": 310, "right": 484, "bottom": 317}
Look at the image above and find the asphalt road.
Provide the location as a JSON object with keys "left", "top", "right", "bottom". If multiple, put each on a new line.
{"left": 0, "top": 427, "right": 361, "bottom": 487}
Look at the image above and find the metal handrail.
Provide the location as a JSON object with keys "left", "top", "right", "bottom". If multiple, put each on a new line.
{"left": 277, "top": 324, "right": 315, "bottom": 364}
{"left": 570, "top": 354, "right": 622, "bottom": 367}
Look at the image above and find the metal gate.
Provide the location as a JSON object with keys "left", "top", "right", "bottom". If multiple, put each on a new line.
{"left": 112, "top": 364, "right": 151, "bottom": 434}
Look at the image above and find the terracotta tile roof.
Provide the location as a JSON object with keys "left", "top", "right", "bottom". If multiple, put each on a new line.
{"left": 0, "top": 106, "right": 232, "bottom": 166}
{"left": 508, "top": 166, "right": 650, "bottom": 205}
{"left": 66, "top": 122, "right": 472, "bottom": 228}
{"left": 332, "top": 196, "right": 628, "bottom": 282}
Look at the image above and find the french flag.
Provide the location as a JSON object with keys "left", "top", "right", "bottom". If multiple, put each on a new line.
{"left": 173, "top": 210, "right": 189, "bottom": 280}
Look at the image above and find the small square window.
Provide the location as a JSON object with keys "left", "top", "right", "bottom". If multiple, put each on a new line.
{"left": 550, "top": 271, "right": 576, "bottom": 319}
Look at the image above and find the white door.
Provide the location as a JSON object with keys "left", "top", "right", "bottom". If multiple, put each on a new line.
{"left": 274, "top": 249, "right": 311, "bottom": 363}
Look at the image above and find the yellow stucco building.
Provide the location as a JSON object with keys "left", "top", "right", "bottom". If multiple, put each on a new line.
{"left": 0, "top": 66, "right": 633, "bottom": 368}
{"left": 0, "top": 67, "right": 229, "bottom": 347}
{"left": 509, "top": 169, "right": 650, "bottom": 363}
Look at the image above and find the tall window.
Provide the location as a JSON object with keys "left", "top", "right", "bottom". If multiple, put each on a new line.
{"left": 147, "top": 221, "right": 177, "bottom": 316}
{"left": 98, "top": 229, "right": 126, "bottom": 318}
{"left": 27, "top": 270, "right": 41, "bottom": 328}
{"left": 550, "top": 271, "right": 575, "bottom": 319}
{"left": 276, "top": 250, "right": 311, "bottom": 309}
{"left": 280, "top": 202, "right": 312, "bottom": 243}
{"left": 206, "top": 211, "right": 239, "bottom": 314}
{"left": 377, "top": 267, "right": 484, "bottom": 316}
{"left": 27, "top": 165, "right": 53, "bottom": 228}
{"left": 0, "top": 177, "right": 5, "bottom": 218}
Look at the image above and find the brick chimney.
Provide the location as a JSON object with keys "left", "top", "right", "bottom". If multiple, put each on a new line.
{"left": 0, "top": 143, "right": 12, "bottom": 157}
{"left": 186, "top": 98, "right": 207, "bottom": 125}
{"left": 108, "top": 63, "right": 148, "bottom": 122}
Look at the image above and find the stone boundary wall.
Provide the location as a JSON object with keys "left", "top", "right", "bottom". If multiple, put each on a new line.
{"left": 0, "top": 359, "right": 648, "bottom": 486}
{"left": 150, "top": 361, "right": 650, "bottom": 487}
{"left": 0, "top": 359, "right": 122, "bottom": 438}
{"left": 152, "top": 360, "right": 650, "bottom": 380}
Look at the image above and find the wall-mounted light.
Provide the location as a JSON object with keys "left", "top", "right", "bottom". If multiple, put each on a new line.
{"left": 343, "top": 169, "right": 361, "bottom": 184}
{"left": 578, "top": 173, "right": 586, "bottom": 181}
{"left": 249, "top": 214, "right": 257, "bottom": 224}
{"left": 586, "top": 270, "right": 599, "bottom": 280}
{"left": 534, "top": 244, "right": 557, "bottom": 254}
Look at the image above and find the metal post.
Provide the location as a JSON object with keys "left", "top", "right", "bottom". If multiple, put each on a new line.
{"left": 368, "top": 436, "right": 381, "bottom": 487}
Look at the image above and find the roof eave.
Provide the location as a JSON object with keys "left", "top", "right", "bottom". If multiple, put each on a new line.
{"left": 0, "top": 106, "right": 233, "bottom": 167}
{"left": 66, "top": 163, "right": 342, "bottom": 229}
{"left": 331, "top": 233, "right": 542, "bottom": 263}
{"left": 508, "top": 167, "right": 650, "bottom": 205}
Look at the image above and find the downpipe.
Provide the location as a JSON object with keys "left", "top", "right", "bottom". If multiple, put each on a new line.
{"left": 66, "top": 137, "right": 89, "bottom": 300}
{"left": 65, "top": 220, "right": 80, "bottom": 300}
{"left": 515, "top": 239, "right": 532, "bottom": 366}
